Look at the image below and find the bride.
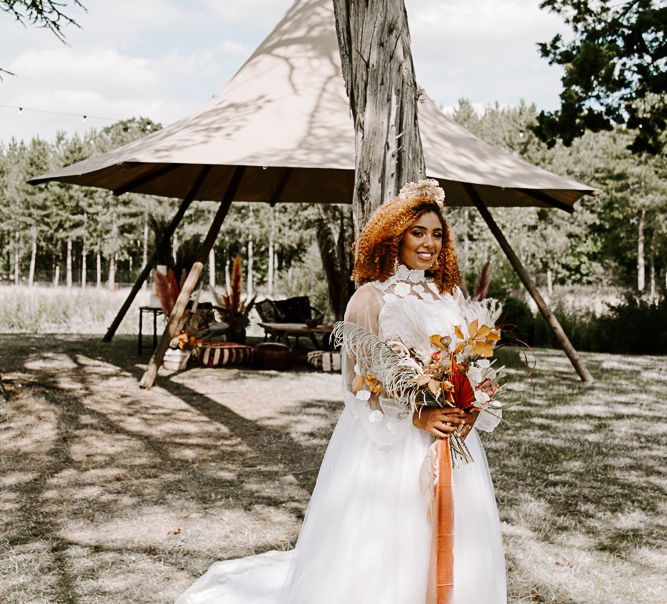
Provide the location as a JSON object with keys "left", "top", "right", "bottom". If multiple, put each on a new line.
{"left": 176, "top": 180, "right": 506, "bottom": 603}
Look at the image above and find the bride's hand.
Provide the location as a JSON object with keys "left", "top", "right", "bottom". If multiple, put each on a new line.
{"left": 412, "top": 407, "right": 466, "bottom": 439}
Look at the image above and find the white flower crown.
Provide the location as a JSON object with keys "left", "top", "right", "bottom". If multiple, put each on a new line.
{"left": 397, "top": 178, "right": 445, "bottom": 208}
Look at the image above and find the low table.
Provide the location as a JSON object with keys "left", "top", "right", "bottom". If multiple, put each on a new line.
{"left": 259, "top": 322, "right": 333, "bottom": 348}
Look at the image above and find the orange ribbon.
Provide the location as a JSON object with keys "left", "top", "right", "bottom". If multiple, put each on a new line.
{"left": 426, "top": 439, "right": 454, "bottom": 604}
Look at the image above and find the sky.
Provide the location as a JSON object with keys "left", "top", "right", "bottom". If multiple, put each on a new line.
{"left": 0, "top": 0, "right": 571, "bottom": 144}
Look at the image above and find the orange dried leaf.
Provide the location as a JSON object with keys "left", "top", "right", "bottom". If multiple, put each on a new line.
{"left": 351, "top": 374, "right": 365, "bottom": 392}
{"left": 431, "top": 334, "right": 446, "bottom": 349}
{"left": 454, "top": 325, "right": 465, "bottom": 340}
{"left": 487, "top": 330, "right": 501, "bottom": 341}
{"left": 469, "top": 319, "right": 479, "bottom": 338}
{"left": 476, "top": 325, "right": 491, "bottom": 339}
{"left": 472, "top": 341, "right": 494, "bottom": 357}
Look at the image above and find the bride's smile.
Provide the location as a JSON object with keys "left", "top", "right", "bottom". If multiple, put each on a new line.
{"left": 398, "top": 211, "right": 444, "bottom": 271}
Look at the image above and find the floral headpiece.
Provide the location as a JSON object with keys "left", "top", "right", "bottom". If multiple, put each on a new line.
{"left": 395, "top": 178, "right": 445, "bottom": 209}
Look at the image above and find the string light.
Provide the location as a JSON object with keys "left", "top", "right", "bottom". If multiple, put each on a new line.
{"left": 0, "top": 103, "right": 120, "bottom": 123}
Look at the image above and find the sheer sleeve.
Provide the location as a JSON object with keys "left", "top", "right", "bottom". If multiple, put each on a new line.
{"left": 341, "top": 284, "right": 414, "bottom": 449}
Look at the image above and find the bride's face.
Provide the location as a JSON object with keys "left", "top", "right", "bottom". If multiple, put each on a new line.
{"left": 398, "top": 211, "right": 443, "bottom": 270}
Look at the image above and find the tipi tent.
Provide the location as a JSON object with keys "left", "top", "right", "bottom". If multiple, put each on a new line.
{"left": 30, "top": 0, "right": 595, "bottom": 385}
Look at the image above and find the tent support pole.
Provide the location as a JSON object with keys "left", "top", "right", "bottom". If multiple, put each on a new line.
{"left": 463, "top": 184, "right": 594, "bottom": 384}
{"left": 102, "top": 166, "right": 212, "bottom": 343}
{"left": 140, "top": 166, "right": 244, "bottom": 389}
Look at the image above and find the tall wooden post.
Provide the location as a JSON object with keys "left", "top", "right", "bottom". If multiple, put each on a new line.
{"left": 140, "top": 166, "right": 245, "bottom": 389}
{"left": 464, "top": 184, "right": 594, "bottom": 384}
{"left": 102, "top": 166, "right": 211, "bottom": 342}
{"left": 333, "top": 0, "right": 425, "bottom": 236}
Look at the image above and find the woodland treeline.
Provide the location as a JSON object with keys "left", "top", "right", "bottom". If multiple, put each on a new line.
{"left": 1, "top": 102, "right": 665, "bottom": 305}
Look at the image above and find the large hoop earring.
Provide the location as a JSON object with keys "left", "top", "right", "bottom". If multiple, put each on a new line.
{"left": 430, "top": 257, "right": 440, "bottom": 271}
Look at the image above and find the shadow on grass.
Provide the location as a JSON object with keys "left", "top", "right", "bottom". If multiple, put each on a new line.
{"left": 482, "top": 348, "right": 667, "bottom": 602}
{"left": 0, "top": 335, "right": 338, "bottom": 602}
{"left": 1, "top": 336, "right": 665, "bottom": 603}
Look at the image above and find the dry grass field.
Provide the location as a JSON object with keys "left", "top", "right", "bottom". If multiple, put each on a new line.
{"left": 0, "top": 335, "right": 665, "bottom": 603}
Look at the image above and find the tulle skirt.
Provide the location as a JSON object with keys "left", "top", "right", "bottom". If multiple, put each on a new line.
{"left": 176, "top": 408, "right": 506, "bottom": 603}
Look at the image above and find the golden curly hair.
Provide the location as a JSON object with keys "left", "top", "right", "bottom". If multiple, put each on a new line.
{"left": 352, "top": 183, "right": 462, "bottom": 294}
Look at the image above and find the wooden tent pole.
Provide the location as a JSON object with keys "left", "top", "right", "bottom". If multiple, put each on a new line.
{"left": 463, "top": 184, "right": 594, "bottom": 384}
{"left": 102, "top": 166, "right": 211, "bottom": 343}
{"left": 140, "top": 166, "right": 245, "bottom": 389}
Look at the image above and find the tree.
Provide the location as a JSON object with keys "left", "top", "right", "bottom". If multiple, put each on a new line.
{"left": 1, "top": 0, "right": 86, "bottom": 76}
{"left": 332, "top": 0, "right": 425, "bottom": 235}
{"left": 534, "top": 0, "right": 667, "bottom": 155}
{"left": 1, "top": 0, "right": 84, "bottom": 40}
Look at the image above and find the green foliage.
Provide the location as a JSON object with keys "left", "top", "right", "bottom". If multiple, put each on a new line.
{"left": 449, "top": 99, "right": 667, "bottom": 293}
{"left": 498, "top": 293, "right": 667, "bottom": 355}
{"left": 535, "top": 0, "right": 667, "bottom": 154}
{"left": 597, "top": 294, "right": 667, "bottom": 354}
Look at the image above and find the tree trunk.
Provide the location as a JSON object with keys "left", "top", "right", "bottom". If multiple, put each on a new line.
{"left": 462, "top": 209, "right": 470, "bottom": 268}
{"left": 66, "top": 238, "right": 73, "bottom": 288}
{"left": 142, "top": 213, "right": 149, "bottom": 291}
{"left": 28, "top": 225, "right": 37, "bottom": 287}
{"left": 333, "top": 0, "right": 425, "bottom": 236}
{"left": 316, "top": 206, "right": 354, "bottom": 319}
{"left": 53, "top": 264, "right": 60, "bottom": 287}
{"left": 637, "top": 208, "right": 645, "bottom": 292}
{"left": 268, "top": 207, "right": 276, "bottom": 296}
{"left": 81, "top": 237, "right": 87, "bottom": 288}
{"left": 82, "top": 213, "right": 88, "bottom": 288}
{"left": 649, "top": 234, "right": 656, "bottom": 299}
{"left": 13, "top": 230, "right": 20, "bottom": 285}
{"left": 108, "top": 254, "right": 116, "bottom": 290}
{"left": 225, "top": 254, "right": 231, "bottom": 293}
{"left": 209, "top": 247, "right": 216, "bottom": 288}
{"left": 96, "top": 244, "right": 102, "bottom": 287}
{"left": 247, "top": 237, "right": 254, "bottom": 298}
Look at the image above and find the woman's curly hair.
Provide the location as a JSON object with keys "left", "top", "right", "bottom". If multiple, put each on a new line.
{"left": 352, "top": 183, "right": 462, "bottom": 294}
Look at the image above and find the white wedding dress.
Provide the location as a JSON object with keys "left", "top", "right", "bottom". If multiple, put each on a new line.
{"left": 176, "top": 265, "right": 506, "bottom": 604}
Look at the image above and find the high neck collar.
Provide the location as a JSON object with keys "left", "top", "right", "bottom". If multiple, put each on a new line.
{"left": 392, "top": 263, "right": 426, "bottom": 283}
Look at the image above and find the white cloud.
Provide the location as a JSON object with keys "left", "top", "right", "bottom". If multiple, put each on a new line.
{"left": 10, "top": 48, "right": 160, "bottom": 95}
{"left": 407, "top": 0, "right": 569, "bottom": 109}
{"left": 201, "top": 0, "right": 289, "bottom": 26}
{"left": 0, "top": 0, "right": 570, "bottom": 143}
{"left": 217, "top": 40, "right": 251, "bottom": 56}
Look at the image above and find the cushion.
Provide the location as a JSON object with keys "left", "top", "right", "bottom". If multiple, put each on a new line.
{"left": 255, "top": 299, "right": 280, "bottom": 323}
{"left": 273, "top": 296, "right": 312, "bottom": 323}
{"left": 198, "top": 342, "right": 253, "bottom": 367}
{"left": 254, "top": 342, "right": 293, "bottom": 370}
{"left": 307, "top": 350, "right": 341, "bottom": 372}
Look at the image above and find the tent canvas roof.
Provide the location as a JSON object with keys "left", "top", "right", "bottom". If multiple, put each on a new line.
{"left": 30, "top": 0, "right": 594, "bottom": 211}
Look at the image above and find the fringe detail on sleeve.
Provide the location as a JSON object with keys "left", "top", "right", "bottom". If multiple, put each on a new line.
{"left": 332, "top": 321, "right": 425, "bottom": 414}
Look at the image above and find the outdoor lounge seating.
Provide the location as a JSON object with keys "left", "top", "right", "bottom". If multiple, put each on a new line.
{"left": 255, "top": 296, "right": 330, "bottom": 347}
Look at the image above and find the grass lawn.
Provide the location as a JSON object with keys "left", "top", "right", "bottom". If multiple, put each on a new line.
{"left": 0, "top": 335, "right": 664, "bottom": 603}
